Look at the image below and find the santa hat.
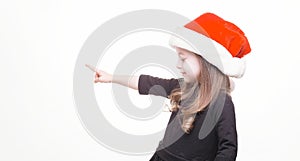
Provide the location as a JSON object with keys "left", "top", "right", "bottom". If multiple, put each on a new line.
{"left": 169, "top": 13, "right": 251, "bottom": 78}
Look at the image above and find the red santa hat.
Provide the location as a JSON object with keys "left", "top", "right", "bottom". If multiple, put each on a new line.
{"left": 169, "top": 13, "right": 251, "bottom": 78}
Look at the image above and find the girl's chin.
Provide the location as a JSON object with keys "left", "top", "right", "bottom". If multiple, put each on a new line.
{"left": 183, "top": 77, "right": 196, "bottom": 83}
{"left": 183, "top": 78, "right": 190, "bottom": 83}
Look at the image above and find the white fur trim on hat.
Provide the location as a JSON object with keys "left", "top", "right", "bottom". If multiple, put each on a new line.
{"left": 169, "top": 27, "right": 246, "bottom": 78}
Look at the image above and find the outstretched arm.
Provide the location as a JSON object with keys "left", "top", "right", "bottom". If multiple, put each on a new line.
{"left": 86, "top": 64, "right": 179, "bottom": 96}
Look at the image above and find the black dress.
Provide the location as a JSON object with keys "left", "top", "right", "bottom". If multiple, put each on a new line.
{"left": 138, "top": 75, "right": 238, "bottom": 161}
{"left": 150, "top": 152, "right": 165, "bottom": 161}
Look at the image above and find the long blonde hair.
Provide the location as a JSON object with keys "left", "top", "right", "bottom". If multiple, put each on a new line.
{"left": 169, "top": 54, "right": 231, "bottom": 134}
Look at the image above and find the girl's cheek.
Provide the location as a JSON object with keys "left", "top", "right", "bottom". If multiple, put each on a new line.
{"left": 182, "top": 63, "right": 189, "bottom": 73}
{"left": 186, "top": 61, "right": 200, "bottom": 78}
{"left": 183, "top": 61, "right": 193, "bottom": 73}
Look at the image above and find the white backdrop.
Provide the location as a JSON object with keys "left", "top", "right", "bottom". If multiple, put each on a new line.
{"left": 1, "top": 0, "right": 299, "bottom": 161}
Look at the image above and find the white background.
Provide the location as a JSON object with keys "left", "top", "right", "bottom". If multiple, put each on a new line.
{"left": 1, "top": 0, "right": 300, "bottom": 161}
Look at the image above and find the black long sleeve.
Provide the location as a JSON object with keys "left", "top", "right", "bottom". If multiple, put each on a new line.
{"left": 138, "top": 74, "right": 179, "bottom": 97}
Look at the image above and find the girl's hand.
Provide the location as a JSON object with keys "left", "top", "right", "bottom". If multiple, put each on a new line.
{"left": 94, "top": 70, "right": 113, "bottom": 83}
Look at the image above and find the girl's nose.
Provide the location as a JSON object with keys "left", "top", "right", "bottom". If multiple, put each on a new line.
{"left": 176, "top": 59, "right": 182, "bottom": 69}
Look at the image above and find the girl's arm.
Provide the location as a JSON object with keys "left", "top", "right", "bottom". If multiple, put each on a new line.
{"left": 94, "top": 69, "right": 139, "bottom": 90}
{"left": 92, "top": 67, "right": 179, "bottom": 97}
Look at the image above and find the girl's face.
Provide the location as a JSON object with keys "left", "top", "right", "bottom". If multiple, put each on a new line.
{"left": 175, "top": 47, "right": 201, "bottom": 83}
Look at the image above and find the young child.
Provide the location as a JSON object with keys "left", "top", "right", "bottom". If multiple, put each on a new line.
{"left": 93, "top": 13, "right": 251, "bottom": 161}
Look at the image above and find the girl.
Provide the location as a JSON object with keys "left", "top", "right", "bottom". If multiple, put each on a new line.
{"left": 93, "top": 13, "right": 251, "bottom": 161}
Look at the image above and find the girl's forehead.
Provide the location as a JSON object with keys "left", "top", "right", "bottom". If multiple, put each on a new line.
{"left": 176, "top": 47, "right": 191, "bottom": 56}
